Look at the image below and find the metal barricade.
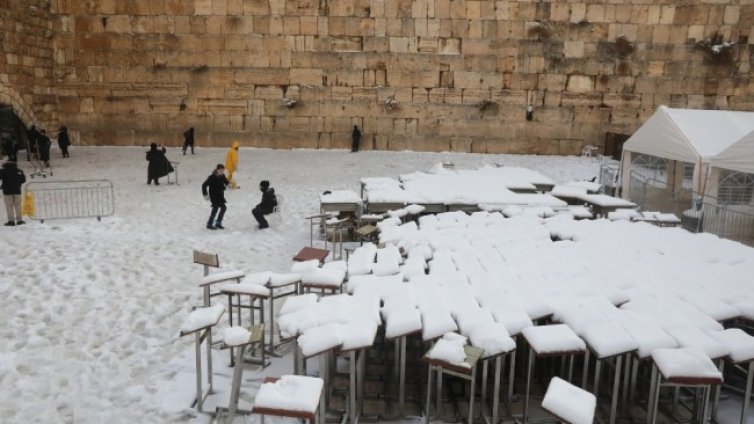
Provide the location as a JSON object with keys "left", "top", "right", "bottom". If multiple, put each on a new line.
{"left": 24, "top": 179, "right": 115, "bottom": 223}
{"left": 599, "top": 162, "right": 620, "bottom": 196}
{"left": 628, "top": 171, "right": 754, "bottom": 246}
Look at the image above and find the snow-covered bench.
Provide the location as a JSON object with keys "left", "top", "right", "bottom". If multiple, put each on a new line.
{"left": 542, "top": 376, "right": 596, "bottom": 424}
{"left": 521, "top": 324, "right": 587, "bottom": 424}
{"left": 648, "top": 348, "right": 724, "bottom": 424}
{"left": 215, "top": 325, "right": 265, "bottom": 422}
{"left": 252, "top": 375, "right": 325, "bottom": 424}
{"left": 179, "top": 304, "right": 225, "bottom": 413}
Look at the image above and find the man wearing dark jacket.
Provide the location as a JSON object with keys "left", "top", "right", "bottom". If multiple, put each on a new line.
{"left": 0, "top": 161, "right": 26, "bottom": 226}
{"left": 252, "top": 180, "right": 277, "bottom": 229}
{"left": 202, "top": 164, "right": 230, "bottom": 230}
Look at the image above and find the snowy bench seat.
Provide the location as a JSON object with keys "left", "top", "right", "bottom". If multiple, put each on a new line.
{"left": 252, "top": 375, "right": 324, "bottom": 421}
{"left": 711, "top": 329, "right": 754, "bottom": 364}
{"left": 651, "top": 348, "right": 723, "bottom": 385}
{"left": 180, "top": 304, "right": 225, "bottom": 336}
{"left": 523, "top": 324, "right": 586, "bottom": 356}
{"left": 199, "top": 269, "right": 246, "bottom": 286}
{"left": 220, "top": 283, "right": 270, "bottom": 297}
{"left": 301, "top": 268, "right": 346, "bottom": 291}
{"left": 542, "top": 377, "right": 596, "bottom": 424}
{"left": 582, "top": 322, "right": 638, "bottom": 359}
{"left": 221, "top": 325, "right": 264, "bottom": 348}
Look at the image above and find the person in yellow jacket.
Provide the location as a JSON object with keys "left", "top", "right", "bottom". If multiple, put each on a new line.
{"left": 225, "top": 141, "right": 240, "bottom": 188}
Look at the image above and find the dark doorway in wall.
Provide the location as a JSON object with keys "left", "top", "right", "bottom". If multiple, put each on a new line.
{"left": 0, "top": 104, "right": 30, "bottom": 157}
{"left": 604, "top": 132, "right": 630, "bottom": 161}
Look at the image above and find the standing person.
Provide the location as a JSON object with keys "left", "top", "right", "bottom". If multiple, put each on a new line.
{"left": 351, "top": 125, "right": 361, "bottom": 152}
{"left": 0, "top": 161, "right": 26, "bottom": 226}
{"left": 202, "top": 164, "right": 230, "bottom": 230}
{"left": 26, "top": 125, "right": 40, "bottom": 161}
{"left": 38, "top": 130, "right": 51, "bottom": 167}
{"left": 57, "top": 126, "right": 70, "bottom": 158}
{"left": 252, "top": 180, "right": 277, "bottom": 229}
{"left": 145, "top": 143, "right": 169, "bottom": 185}
{"left": 2, "top": 136, "right": 17, "bottom": 162}
{"left": 182, "top": 127, "right": 195, "bottom": 155}
{"left": 225, "top": 140, "right": 240, "bottom": 187}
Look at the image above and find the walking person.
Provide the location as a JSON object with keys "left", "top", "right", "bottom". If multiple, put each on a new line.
{"left": 225, "top": 140, "right": 240, "bottom": 188}
{"left": 26, "top": 125, "right": 40, "bottom": 161}
{"left": 202, "top": 164, "right": 230, "bottom": 230}
{"left": 0, "top": 161, "right": 26, "bottom": 226}
{"left": 2, "top": 136, "right": 17, "bottom": 162}
{"left": 182, "top": 127, "right": 195, "bottom": 155}
{"left": 252, "top": 180, "right": 277, "bottom": 229}
{"left": 38, "top": 130, "right": 51, "bottom": 167}
{"left": 351, "top": 125, "right": 361, "bottom": 152}
{"left": 146, "top": 143, "right": 169, "bottom": 185}
{"left": 57, "top": 126, "right": 70, "bottom": 158}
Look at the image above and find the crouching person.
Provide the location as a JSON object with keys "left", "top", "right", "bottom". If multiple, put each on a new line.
{"left": 252, "top": 180, "right": 277, "bottom": 229}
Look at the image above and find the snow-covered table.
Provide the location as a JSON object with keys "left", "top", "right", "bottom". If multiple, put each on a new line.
{"left": 522, "top": 324, "right": 587, "bottom": 424}
{"left": 220, "top": 282, "right": 270, "bottom": 366}
{"left": 216, "top": 325, "right": 265, "bottom": 423}
{"left": 581, "top": 323, "right": 638, "bottom": 424}
{"left": 648, "top": 348, "right": 724, "bottom": 424}
{"left": 580, "top": 194, "right": 637, "bottom": 217}
{"left": 423, "top": 339, "right": 484, "bottom": 424}
{"left": 542, "top": 376, "right": 596, "bottom": 424}
{"left": 252, "top": 375, "right": 325, "bottom": 424}
{"left": 319, "top": 190, "right": 362, "bottom": 214}
{"left": 179, "top": 304, "right": 225, "bottom": 413}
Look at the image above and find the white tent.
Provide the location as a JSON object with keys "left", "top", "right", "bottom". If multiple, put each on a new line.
{"left": 621, "top": 106, "right": 754, "bottom": 196}
{"left": 710, "top": 129, "right": 754, "bottom": 174}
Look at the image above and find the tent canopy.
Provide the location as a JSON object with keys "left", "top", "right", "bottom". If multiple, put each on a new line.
{"left": 711, "top": 129, "right": 754, "bottom": 174}
{"left": 623, "top": 106, "right": 754, "bottom": 164}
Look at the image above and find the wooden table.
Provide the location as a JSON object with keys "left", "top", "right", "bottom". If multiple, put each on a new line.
{"left": 293, "top": 246, "right": 330, "bottom": 263}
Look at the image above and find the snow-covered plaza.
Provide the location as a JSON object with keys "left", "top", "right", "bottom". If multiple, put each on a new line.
{"left": 1, "top": 146, "right": 753, "bottom": 424}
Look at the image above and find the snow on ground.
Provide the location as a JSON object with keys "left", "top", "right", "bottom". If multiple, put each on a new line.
{"left": 0, "top": 146, "right": 601, "bottom": 423}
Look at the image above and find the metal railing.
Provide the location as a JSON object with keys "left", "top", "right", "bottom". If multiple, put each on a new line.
{"left": 24, "top": 179, "right": 115, "bottom": 223}
{"left": 628, "top": 171, "right": 754, "bottom": 246}
{"left": 598, "top": 162, "right": 620, "bottom": 196}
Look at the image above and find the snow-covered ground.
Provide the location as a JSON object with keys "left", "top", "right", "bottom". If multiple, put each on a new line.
{"left": 0, "top": 146, "right": 603, "bottom": 423}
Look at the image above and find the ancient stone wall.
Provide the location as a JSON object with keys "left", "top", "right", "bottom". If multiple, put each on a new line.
{"left": 51, "top": 0, "right": 754, "bottom": 153}
{"left": 0, "top": 0, "right": 56, "bottom": 128}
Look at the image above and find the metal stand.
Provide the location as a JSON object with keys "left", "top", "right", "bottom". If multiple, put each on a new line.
{"left": 265, "top": 280, "right": 300, "bottom": 356}
{"left": 424, "top": 346, "right": 484, "bottom": 424}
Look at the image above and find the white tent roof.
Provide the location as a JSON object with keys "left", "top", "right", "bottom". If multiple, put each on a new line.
{"left": 711, "top": 129, "right": 754, "bottom": 174}
{"left": 623, "top": 106, "right": 754, "bottom": 164}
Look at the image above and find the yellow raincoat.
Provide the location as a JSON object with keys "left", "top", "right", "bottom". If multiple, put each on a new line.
{"left": 225, "top": 141, "right": 240, "bottom": 185}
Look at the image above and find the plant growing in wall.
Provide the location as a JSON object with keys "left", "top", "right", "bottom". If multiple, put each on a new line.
{"left": 695, "top": 32, "right": 736, "bottom": 65}
{"left": 383, "top": 97, "right": 399, "bottom": 112}
{"left": 281, "top": 98, "right": 298, "bottom": 109}
{"left": 477, "top": 99, "right": 498, "bottom": 114}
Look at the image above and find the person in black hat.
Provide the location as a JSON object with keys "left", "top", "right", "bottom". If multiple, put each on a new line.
{"left": 146, "top": 143, "right": 169, "bottom": 185}
{"left": 182, "top": 127, "right": 195, "bottom": 155}
{"left": 57, "top": 126, "right": 71, "bottom": 158}
{"left": 252, "top": 180, "right": 277, "bottom": 229}
{"left": 0, "top": 161, "right": 26, "bottom": 226}
{"left": 202, "top": 164, "right": 230, "bottom": 230}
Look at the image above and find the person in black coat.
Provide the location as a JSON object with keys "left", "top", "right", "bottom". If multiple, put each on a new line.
{"left": 2, "top": 136, "right": 17, "bottom": 162}
{"left": 38, "top": 130, "right": 51, "bottom": 166}
{"left": 202, "top": 164, "right": 230, "bottom": 230}
{"left": 252, "top": 180, "right": 278, "bottom": 229}
{"left": 182, "top": 127, "right": 195, "bottom": 155}
{"left": 0, "top": 161, "right": 26, "bottom": 226}
{"left": 58, "top": 126, "right": 70, "bottom": 158}
{"left": 351, "top": 125, "right": 361, "bottom": 152}
{"left": 146, "top": 143, "right": 169, "bottom": 185}
{"left": 26, "top": 125, "right": 40, "bottom": 161}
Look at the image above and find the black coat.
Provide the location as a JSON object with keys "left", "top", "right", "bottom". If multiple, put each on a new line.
{"left": 183, "top": 129, "right": 194, "bottom": 146}
{"left": 258, "top": 187, "right": 278, "bottom": 214}
{"left": 0, "top": 163, "right": 26, "bottom": 195}
{"left": 58, "top": 129, "right": 70, "bottom": 148}
{"left": 38, "top": 134, "right": 51, "bottom": 162}
{"left": 202, "top": 172, "right": 230, "bottom": 206}
{"left": 146, "top": 147, "right": 170, "bottom": 179}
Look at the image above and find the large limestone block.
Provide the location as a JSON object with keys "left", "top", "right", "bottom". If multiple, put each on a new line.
{"left": 566, "top": 75, "right": 594, "bottom": 93}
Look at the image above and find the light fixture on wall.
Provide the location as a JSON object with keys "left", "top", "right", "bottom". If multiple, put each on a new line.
{"left": 526, "top": 105, "right": 534, "bottom": 121}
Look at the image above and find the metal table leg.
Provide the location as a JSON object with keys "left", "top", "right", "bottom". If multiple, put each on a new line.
{"left": 741, "top": 361, "right": 753, "bottom": 424}
{"left": 647, "top": 362, "right": 657, "bottom": 424}
{"left": 609, "top": 355, "right": 623, "bottom": 424}
{"left": 523, "top": 349, "right": 534, "bottom": 423}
